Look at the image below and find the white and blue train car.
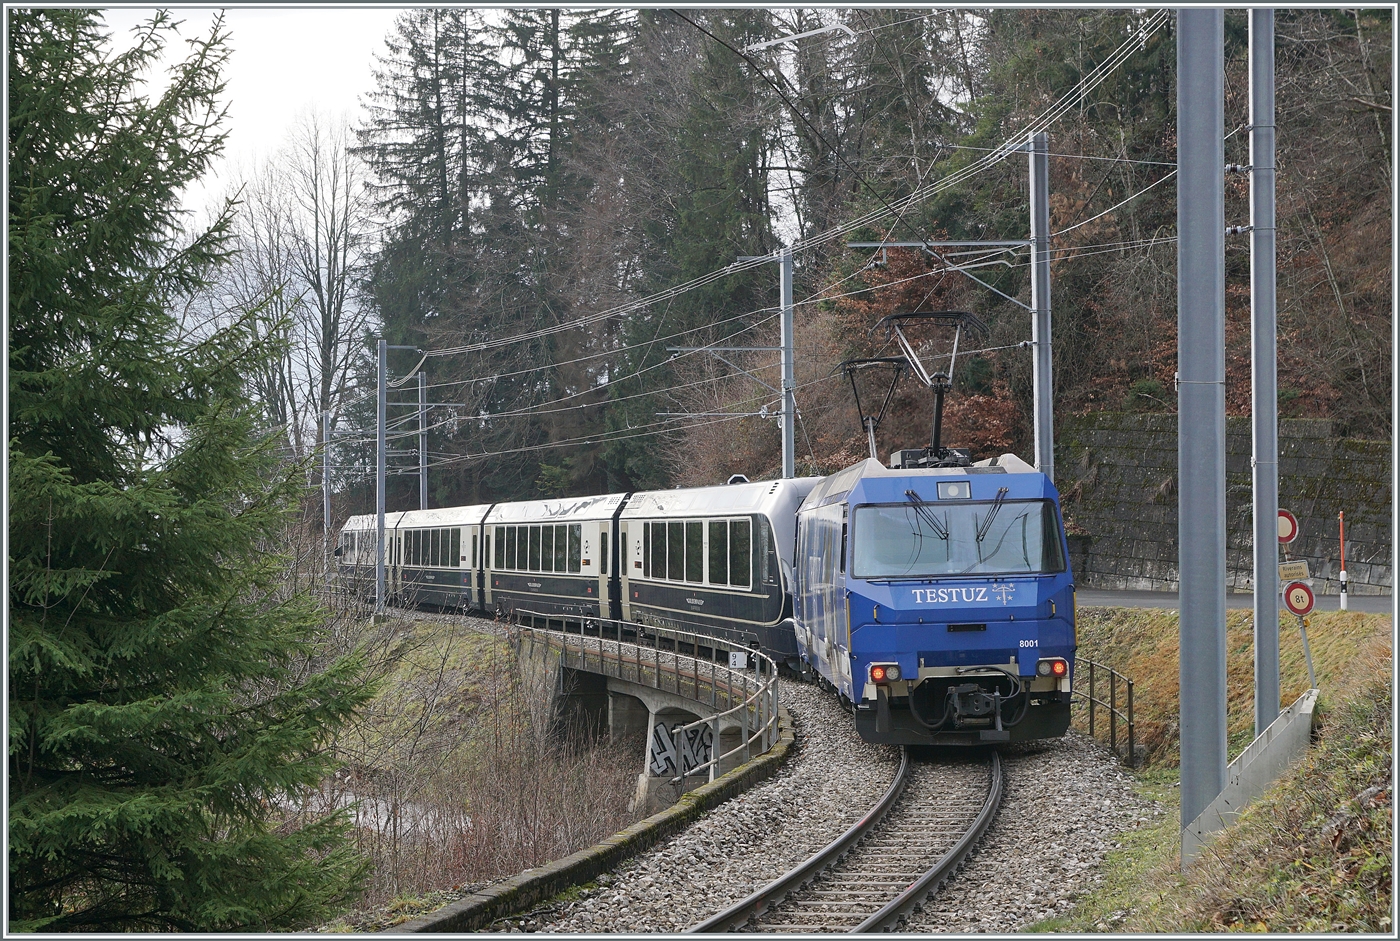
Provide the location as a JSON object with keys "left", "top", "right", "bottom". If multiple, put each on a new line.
{"left": 338, "top": 505, "right": 493, "bottom": 608}
{"left": 482, "top": 492, "right": 627, "bottom": 620}
{"left": 619, "top": 476, "right": 822, "bottom": 670}
{"left": 794, "top": 454, "right": 1075, "bottom": 745}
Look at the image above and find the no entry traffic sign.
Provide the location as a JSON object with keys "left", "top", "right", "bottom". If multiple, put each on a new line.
{"left": 1283, "top": 580, "right": 1315, "bottom": 617}
{"left": 1278, "top": 509, "right": 1299, "bottom": 544}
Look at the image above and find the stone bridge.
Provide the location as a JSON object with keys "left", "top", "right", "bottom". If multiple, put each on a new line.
{"left": 511, "top": 620, "right": 780, "bottom": 814}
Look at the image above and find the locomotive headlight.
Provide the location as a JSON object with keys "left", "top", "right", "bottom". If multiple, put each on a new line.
{"left": 869, "top": 663, "right": 900, "bottom": 683}
{"left": 1037, "top": 658, "right": 1068, "bottom": 677}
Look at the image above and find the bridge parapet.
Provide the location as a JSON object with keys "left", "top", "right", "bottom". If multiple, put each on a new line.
{"left": 512, "top": 613, "right": 780, "bottom": 813}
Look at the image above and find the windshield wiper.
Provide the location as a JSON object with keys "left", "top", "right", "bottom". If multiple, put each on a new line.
{"left": 904, "top": 489, "right": 948, "bottom": 540}
{"left": 975, "top": 487, "right": 1010, "bottom": 543}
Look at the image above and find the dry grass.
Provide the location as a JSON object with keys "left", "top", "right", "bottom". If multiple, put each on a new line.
{"left": 1028, "top": 604, "right": 1393, "bottom": 934}
{"left": 1072, "top": 606, "right": 1393, "bottom": 766}
{"left": 287, "top": 615, "right": 645, "bottom": 917}
{"left": 1135, "top": 662, "right": 1392, "bottom": 932}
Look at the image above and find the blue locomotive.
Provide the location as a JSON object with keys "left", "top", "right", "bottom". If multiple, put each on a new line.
{"left": 793, "top": 452, "right": 1074, "bottom": 745}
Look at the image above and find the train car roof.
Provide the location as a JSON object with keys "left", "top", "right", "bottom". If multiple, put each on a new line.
{"left": 340, "top": 504, "right": 495, "bottom": 531}
{"left": 341, "top": 510, "right": 409, "bottom": 532}
{"left": 394, "top": 504, "right": 495, "bottom": 528}
{"left": 800, "top": 453, "right": 1041, "bottom": 511}
{"left": 484, "top": 491, "right": 628, "bottom": 525}
{"left": 621, "top": 476, "right": 824, "bottom": 519}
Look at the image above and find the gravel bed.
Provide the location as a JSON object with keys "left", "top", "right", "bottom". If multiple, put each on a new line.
{"left": 495, "top": 678, "right": 902, "bottom": 933}
{"left": 497, "top": 719, "right": 1157, "bottom": 933}
{"left": 903, "top": 731, "right": 1161, "bottom": 933}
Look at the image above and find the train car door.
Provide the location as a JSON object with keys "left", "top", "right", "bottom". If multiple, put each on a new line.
{"left": 481, "top": 523, "right": 495, "bottom": 611}
{"left": 618, "top": 519, "right": 638, "bottom": 622}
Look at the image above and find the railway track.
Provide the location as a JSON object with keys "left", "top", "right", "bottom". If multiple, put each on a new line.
{"left": 690, "top": 748, "right": 1002, "bottom": 933}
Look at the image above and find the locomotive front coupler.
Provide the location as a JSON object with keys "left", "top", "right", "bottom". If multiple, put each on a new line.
{"left": 949, "top": 666, "right": 1027, "bottom": 729}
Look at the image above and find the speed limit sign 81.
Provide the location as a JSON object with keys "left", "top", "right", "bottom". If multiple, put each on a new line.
{"left": 1283, "top": 580, "right": 1315, "bottom": 617}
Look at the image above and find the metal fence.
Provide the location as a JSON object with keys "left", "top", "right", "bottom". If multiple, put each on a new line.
{"left": 1077, "top": 657, "right": 1137, "bottom": 768}
{"left": 512, "top": 610, "right": 780, "bottom": 785}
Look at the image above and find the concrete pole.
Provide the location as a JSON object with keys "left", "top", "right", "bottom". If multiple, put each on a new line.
{"left": 376, "top": 337, "right": 387, "bottom": 615}
{"left": 1250, "top": 9, "right": 1281, "bottom": 736}
{"left": 418, "top": 370, "right": 428, "bottom": 510}
{"left": 1177, "top": 7, "right": 1227, "bottom": 861}
{"left": 780, "top": 247, "right": 795, "bottom": 478}
{"left": 1029, "top": 131, "right": 1054, "bottom": 482}
{"left": 323, "top": 408, "right": 332, "bottom": 589}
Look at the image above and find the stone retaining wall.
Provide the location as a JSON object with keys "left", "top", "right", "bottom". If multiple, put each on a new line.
{"left": 1056, "top": 413, "right": 1391, "bottom": 594}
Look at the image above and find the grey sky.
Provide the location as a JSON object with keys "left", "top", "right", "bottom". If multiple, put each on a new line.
{"left": 97, "top": 6, "right": 403, "bottom": 216}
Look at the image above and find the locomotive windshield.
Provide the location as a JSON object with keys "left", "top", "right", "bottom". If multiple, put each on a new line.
{"left": 851, "top": 498, "right": 1066, "bottom": 579}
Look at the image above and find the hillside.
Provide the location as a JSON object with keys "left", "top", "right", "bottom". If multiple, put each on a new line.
{"left": 1039, "top": 607, "right": 1393, "bottom": 932}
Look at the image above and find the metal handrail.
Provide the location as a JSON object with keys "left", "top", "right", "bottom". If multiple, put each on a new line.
{"left": 1077, "top": 657, "right": 1137, "bottom": 768}
{"left": 512, "top": 611, "right": 780, "bottom": 785}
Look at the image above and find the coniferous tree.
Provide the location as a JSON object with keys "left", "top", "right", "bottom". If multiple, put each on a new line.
{"left": 7, "top": 10, "right": 373, "bottom": 930}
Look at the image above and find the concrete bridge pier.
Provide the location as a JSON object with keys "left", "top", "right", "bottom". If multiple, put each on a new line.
{"left": 514, "top": 634, "right": 758, "bottom": 815}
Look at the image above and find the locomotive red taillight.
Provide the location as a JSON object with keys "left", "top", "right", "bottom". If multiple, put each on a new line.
{"left": 870, "top": 665, "right": 887, "bottom": 683}
{"left": 1037, "top": 658, "right": 1068, "bottom": 677}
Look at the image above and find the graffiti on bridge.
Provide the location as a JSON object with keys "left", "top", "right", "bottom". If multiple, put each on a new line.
{"left": 649, "top": 721, "right": 713, "bottom": 777}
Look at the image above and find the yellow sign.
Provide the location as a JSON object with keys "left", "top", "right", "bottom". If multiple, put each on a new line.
{"left": 1278, "top": 560, "right": 1310, "bottom": 582}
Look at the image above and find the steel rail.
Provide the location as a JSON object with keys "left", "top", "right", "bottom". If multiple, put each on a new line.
{"left": 687, "top": 749, "right": 911, "bottom": 933}
{"left": 689, "top": 750, "right": 1002, "bottom": 934}
{"left": 853, "top": 750, "right": 1003, "bottom": 932}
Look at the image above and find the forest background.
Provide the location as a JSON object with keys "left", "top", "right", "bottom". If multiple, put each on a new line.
{"left": 201, "top": 6, "right": 1392, "bottom": 519}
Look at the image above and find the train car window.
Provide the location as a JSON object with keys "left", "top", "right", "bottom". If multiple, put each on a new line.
{"left": 1041, "top": 503, "right": 1066, "bottom": 571}
{"left": 554, "top": 524, "right": 567, "bottom": 572}
{"left": 452, "top": 529, "right": 461, "bottom": 566}
{"left": 434, "top": 529, "right": 444, "bottom": 567}
{"left": 526, "top": 526, "right": 539, "bottom": 571}
{"left": 600, "top": 531, "right": 609, "bottom": 575}
{"left": 495, "top": 528, "right": 505, "bottom": 569}
{"left": 541, "top": 525, "right": 555, "bottom": 572}
{"left": 516, "top": 526, "right": 528, "bottom": 570}
{"left": 505, "top": 526, "right": 517, "bottom": 569}
{"left": 471, "top": 533, "right": 478, "bottom": 568}
{"left": 708, "top": 520, "right": 729, "bottom": 585}
{"left": 840, "top": 518, "right": 847, "bottom": 573}
{"left": 642, "top": 524, "right": 650, "bottom": 577}
{"left": 650, "top": 522, "right": 666, "bottom": 578}
{"left": 730, "top": 520, "right": 751, "bottom": 588}
{"left": 568, "top": 524, "right": 581, "bottom": 572}
{"left": 684, "top": 522, "right": 702, "bottom": 582}
{"left": 666, "top": 521, "right": 684, "bottom": 580}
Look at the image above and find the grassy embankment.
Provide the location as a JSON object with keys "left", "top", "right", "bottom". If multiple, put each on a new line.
{"left": 304, "top": 615, "right": 645, "bottom": 929}
{"left": 1031, "top": 606, "right": 1392, "bottom": 933}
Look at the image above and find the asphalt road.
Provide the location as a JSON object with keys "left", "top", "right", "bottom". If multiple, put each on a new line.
{"left": 1077, "top": 588, "right": 1393, "bottom": 614}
